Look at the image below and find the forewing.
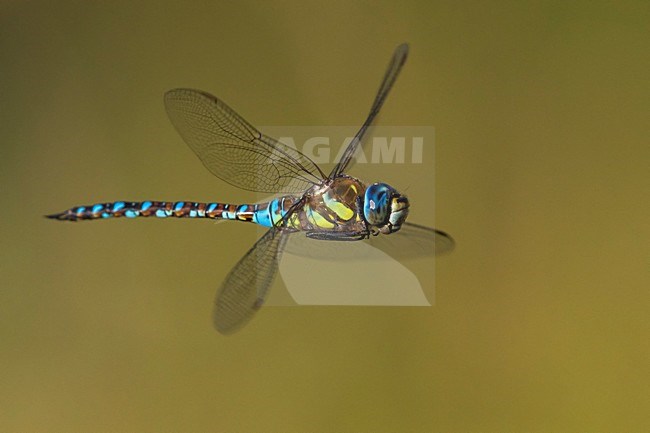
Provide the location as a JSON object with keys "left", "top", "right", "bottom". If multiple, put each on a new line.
{"left": 370, "top": 222, "right": 455, "bottom": 258}
{"left": 284, "top": 221, "right": 454, "bottom": 260}
{"left": 213, "top": 228, "right": 289, "bottom": 334}
{"left": 165, "top": 88, "right": 323, "bottom": 193}
{"left": 330, "top": 43, "right": 409, "bottom": 177}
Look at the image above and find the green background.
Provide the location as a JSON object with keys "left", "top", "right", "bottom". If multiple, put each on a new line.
{"left": 1, "top": 1, "right": 648, "bottom": 432}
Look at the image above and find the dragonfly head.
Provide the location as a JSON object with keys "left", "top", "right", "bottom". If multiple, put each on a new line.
{"left": 363, "top": 183, "right": 409, "bottom": 235}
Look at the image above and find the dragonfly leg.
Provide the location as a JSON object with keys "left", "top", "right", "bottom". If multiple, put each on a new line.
{"left": 305, "top": 229, "right": 369, "bottom": 241}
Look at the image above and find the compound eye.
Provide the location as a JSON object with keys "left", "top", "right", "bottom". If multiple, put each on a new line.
{"left": 363, "top": 183, "right": 393, "bottom": 226}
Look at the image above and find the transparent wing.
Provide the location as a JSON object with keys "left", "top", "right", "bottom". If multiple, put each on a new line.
{"left": 330, "top": 43, "right": 409, "bottom": 177}
{"left": 370, "top": 222, "right": 455, "bottom": 259}
{"left": 213, "top": 228, "right": 289, "bottom": 334}
{"left": 165, "top": 88, "right": 325, "bottom": 194}
{"left": 279, "top": 222, "right": 453, "bottom": 306}
{"left": 284, "top": 221, "right": 454, "bottom": 260}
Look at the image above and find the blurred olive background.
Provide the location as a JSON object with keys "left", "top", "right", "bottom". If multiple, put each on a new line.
{"left": 1, "top": 1, "right": 648, "bottom": 432}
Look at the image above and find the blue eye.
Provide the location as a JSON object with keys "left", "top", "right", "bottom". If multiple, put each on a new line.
{"left": 363, "top": 183, "right": 393, "bottom": 226}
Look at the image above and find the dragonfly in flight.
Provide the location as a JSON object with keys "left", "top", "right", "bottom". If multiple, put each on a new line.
{"left": 48, "top": 43, "right": 454, "bottom": 334}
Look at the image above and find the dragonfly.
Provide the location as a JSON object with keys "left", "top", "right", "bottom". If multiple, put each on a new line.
{"left": 47, "top": 43, "right": 455, "bottom": 334}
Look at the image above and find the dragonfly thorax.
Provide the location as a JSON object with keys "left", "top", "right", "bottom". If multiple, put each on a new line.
{"left": 363, "top": 182, "right": 409, "bottom": 235}
{"left": 299, "top": 176, "right": 367, "bottom": 233}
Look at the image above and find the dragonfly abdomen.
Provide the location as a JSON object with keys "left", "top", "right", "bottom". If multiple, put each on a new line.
{"left": 46, "top": 198, "right": 303, "bottom": 227}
